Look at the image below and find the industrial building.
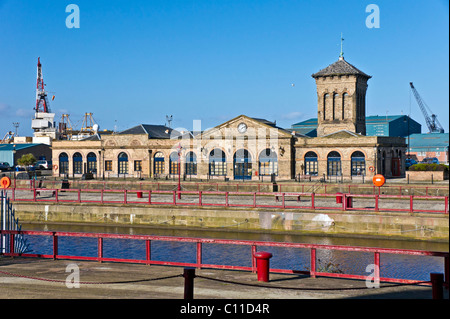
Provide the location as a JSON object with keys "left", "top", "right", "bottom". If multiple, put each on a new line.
{"left": 407, "top": 133, "right": 449, "bottom": 164}
{"left": 292, "top": 115, "right": 422, "bottom": 138}
{"left": 0, "top": 143, "right": 52, "bottom": 168}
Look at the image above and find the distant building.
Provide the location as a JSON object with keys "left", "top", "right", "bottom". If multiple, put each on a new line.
{"left": 291, "top": 115, "right": 422, "bottom": 138}
{"left": 0, "top": 143, "right": 52, "bottom": 167}
{"left": 407, "top": 133, "right": 449, "bottom": 164}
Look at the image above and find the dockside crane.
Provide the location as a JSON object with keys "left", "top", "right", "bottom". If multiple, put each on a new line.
{"left": 409, "top": 82, "right": 444, "bottom": 133}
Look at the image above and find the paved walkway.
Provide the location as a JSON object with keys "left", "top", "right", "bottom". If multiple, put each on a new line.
{"left": 0, "top": 257, "right": 446, "bottom": 300}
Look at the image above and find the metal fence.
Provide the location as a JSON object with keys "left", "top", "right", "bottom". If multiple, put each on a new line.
{"left": 1, "top": 230, "right": 448, "bottom": 287}
{"left": 9, "top": 187, "right": 449, "bottom": 214}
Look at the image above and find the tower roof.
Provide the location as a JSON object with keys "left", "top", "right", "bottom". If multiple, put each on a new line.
{"left": 311, "top": 57, "right": 371, "bottom": 79}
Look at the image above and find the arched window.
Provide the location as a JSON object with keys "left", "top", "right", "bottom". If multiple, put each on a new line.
{"left": 323, "top": 94, "right": 329, "bottom": 120}
{"left": 59, "top": 152, "right": 69, "bottom": 175}
{"left": 209, "top": 149, "right": 226, "bottom": 176}
{"left": 73, "top": 152, "right": 83, "bottom": 174}
{"left": 234, "top": 149, "right": 252, "bottom": 180}
{"left": 259, "top": 149, "right": 278, "bottom": 176}
{"left": 185, "top": 152, "right": 197, "bottom": 175}
{"left": 327, "top": 151, "right": 341, "bottom": 176}
{"left": 118, "top": 152, "right": 128, "bottom": 175}
{"left": 169, "top": 151, "right": 179, "bottom": 175}
{"left": 304, "top": 151, "right": 318, "bottom": 176}
{"left": 342, "top": 93, "right": 349, "bottom": 120}
{"left": 87, "top": 152, "right": 97, "bottom": 173}
{"left": 351, "top": 151, "right": 365, "bottom": 176}
{"left": 154, "top": 152, "right": 165, "bottom": 175}
{"left": 333, "top": 93, "right": 339, "bottom": 120}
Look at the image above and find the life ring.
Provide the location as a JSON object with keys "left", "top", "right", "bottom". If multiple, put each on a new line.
{"left": 53, "top": 164, "right": 58, "bottom": 170}
{"left": 368, "top": 166, "right": 375, "bottom": 172}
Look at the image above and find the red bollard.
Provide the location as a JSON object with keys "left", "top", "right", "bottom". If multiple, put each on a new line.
{"left": 137, "top": 191, "right": 143, "bottom": 198}
{"left": 336, "top": 192, "right": 343, "bottom": 204}
{"left": 254, "top": 251, "right": 273, "bottom": 282}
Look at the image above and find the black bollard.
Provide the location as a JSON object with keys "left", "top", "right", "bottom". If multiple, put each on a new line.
{"left": 183, "top": 267, "right": 196, "bottom": 300}
{"left": 430, "top": 273, "right": 444, "bottom": 300}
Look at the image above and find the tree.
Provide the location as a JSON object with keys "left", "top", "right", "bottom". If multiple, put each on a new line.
{"left": 17, "top": 153, "right": 37, "bottom": 170}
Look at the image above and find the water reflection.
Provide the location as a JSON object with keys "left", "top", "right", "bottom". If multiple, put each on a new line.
{"left": 21, "top": 223, "right": 448, "bottom": 282}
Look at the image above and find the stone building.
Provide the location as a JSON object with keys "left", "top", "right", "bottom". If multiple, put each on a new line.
{"left": 51, "top": 56, "right": 406, "bottom": 180}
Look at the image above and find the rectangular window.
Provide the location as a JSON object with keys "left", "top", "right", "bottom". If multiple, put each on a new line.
{"left": 119, "top": 161, "right": 128, "bottom": 174}
{"left": 259, "top": 161, "right": 278, "bottom": 176}
{"left": 185, "top": 163, "right": 197, "bottom": 175}
{"left": 170, "top": 161, "right": 179, "bottom": 175}
{"left": 154, "top": 161, "right": 164, "bottom": 175}
{"left": 304, "top": 160, "right": 318, "bottom": 176}
{"left": 134, "top": 160, "right": 142, "bottom": 171}
{"left": 73, "top": 161, "right": 83, "bottom": 174}
{"left": 351, "top": 158, "right": 366, "bottom": 176}
{"left": 60, "top": 162, "right": 69, "bottom": 175}
{"left": 327, "top": 160, "right": 341, "bottom": 176}
{"left": 210, "top": 162, "right": 226, "bottom": 176}
{"left": 105, "top": 160, "right": 112, "bottom": 171}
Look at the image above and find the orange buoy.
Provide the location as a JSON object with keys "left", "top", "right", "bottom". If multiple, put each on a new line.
{"left": 372, "top": 174, "right": 385, "bottom": 187}
{"left": 0, "top": 176, "right": 11, "bottom": 189}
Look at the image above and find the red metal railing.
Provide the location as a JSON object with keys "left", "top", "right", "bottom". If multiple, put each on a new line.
{"left": 13, "top": 179, "right": 449, "bottom": 196}
{"left": 8, "top": 187, "right": 449, "bottom": 214}
{"left": 1, "top": 230, "right": 448, "bottom": 287}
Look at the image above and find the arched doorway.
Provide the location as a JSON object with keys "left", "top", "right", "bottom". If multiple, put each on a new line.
{"left": 234, "top": 149, "right": 252, "bottom": 180}
{"left": 154, "top": 152, "right": 165, "bottom": 175}
{"left": 185, "top": 152, "right": 197, "bottom": 176}
{"left": 169, "top": 151, "right": 179, "bottom": 175}
{"left": 87, "top": 152, "right": 97, "bottom": 174}
{"left": 327, "top": 151, "right": 341, "bottom": 176}
{"left": 209, "top": 149, "right": 226, "bottom": 176}
{"left": 118, "top": 152, "right": 128, "bottom": 175}
{"left": 73, "top": 152, "right": 83, "bottom": 174}
{"left": 258, "top": 148, "right": 278, "bottom": 176}
{"left": 59, "top": 153, "right": 69, "bottom": 175}
{"left": 304, "top": 151, "right": 318, "bottom": 176}
{"left": 351, "top": 151, "right": 365, "bottom": 176}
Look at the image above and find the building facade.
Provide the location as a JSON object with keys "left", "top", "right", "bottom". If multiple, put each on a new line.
{"left": 52, "top": 56, "right": 407, "bottom": 180}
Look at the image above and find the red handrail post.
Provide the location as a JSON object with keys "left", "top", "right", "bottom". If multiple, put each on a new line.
{"left": 101, "top": 189, "right": 104, "bottom": 204}
{"left": 148, "top": 190, "right": 152, "bottom": 205}
{"left": 196, "top": 242, "right": 202, "bottom": 269}
{"left": 9, "top": 233, "right": 14, "bottom": 256}
{"left": 410, "top": 195, "right": 413, "bottom": 214}
{"left": 430, "top": 273, "right": 444, "bottom": 299}
{"left": 98, "top": 237, "right": 103, "bottom": 263}
{"left": 445, "top": 196, "right": 448, "bottom": 214}
{"left": 78, "top": 189, "right": 81, "bottom": 203}
{"left": 251, "top": 244, "right": 257, "bottom": 273}
{"left": 375, "top": 194, "right": 379, "bottom": 212}
{"left": 311, "top": 192, "right": 315, "bottom": 210}
{"left": 310, "top": 248, "right": 316, "bottom": 278}
{"left": 253, "top": 192, "right": 256, "bottom": 208}
{"left": 146, "top": 239, "right": 151, "bottom": 265}
{"left": 225, "top": 192, "right": 228, "bottom": 207}
{"left": 124, "top": 189, "right": 127, "bottom": 204}
{"left": 33, "top": 188, "right": 36, "bottom": 201}
{"left": 374, "top": 252, "right": 380, "bottom": 285}
{"left": 282, "top": 193, "right": 285, "bottom": 209}
{"left": 52, "top": 233, "right": 58, "bottom": 260}
{"left": 343, "top": 194, "right": 347, "bottom": 211}
{"left": 199, "top": 191, "right": 202, "bottom": 206}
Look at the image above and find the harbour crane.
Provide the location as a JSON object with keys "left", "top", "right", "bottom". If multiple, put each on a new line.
{"left": 409, "top": 82, "right": 444, "bottom": 133}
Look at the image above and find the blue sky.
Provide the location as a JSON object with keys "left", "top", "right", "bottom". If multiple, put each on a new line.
{"left": 0, "top": 0, "right": 448, "bottom": 137}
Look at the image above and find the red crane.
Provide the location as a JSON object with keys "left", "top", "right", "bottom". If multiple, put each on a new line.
{"left": 35, "top": 57, "right": 50, "bottom": 113}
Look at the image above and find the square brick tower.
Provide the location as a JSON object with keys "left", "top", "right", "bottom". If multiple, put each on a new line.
{"left": 312, "top": 56, "right": 371, "bottom": 137}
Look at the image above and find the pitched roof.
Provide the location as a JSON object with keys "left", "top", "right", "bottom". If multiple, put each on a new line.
{"left": 311, "top": 57, "right": 371, "bottom": 79}
{"left": 118, "top": 124, "right": 187, "bottom": 139}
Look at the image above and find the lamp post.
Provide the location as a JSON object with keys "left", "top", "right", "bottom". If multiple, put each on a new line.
{"left": 177, "top": 144, "right": 182, "bottom": 199}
